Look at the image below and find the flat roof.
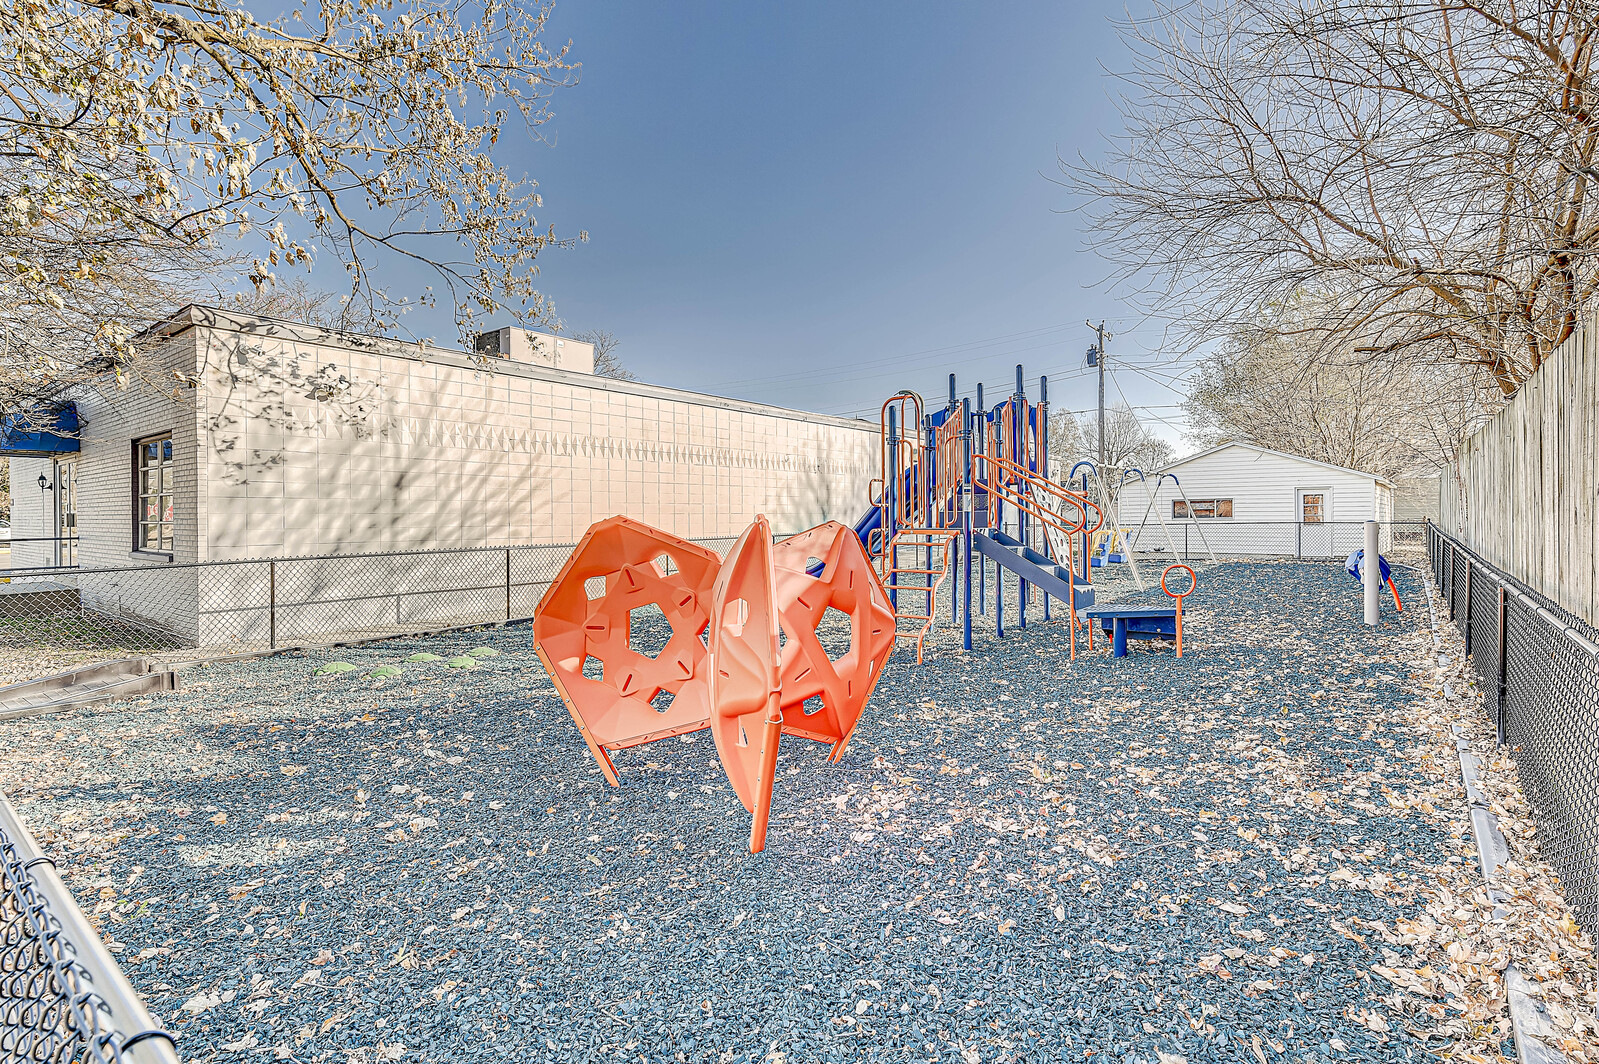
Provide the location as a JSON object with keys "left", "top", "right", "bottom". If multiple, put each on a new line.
{"left": 144, "top": 305, "right": 874, "bottom": 434}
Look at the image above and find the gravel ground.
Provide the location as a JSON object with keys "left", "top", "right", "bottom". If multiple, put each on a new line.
{"left": 0, "top": 560, "right": 1487, "bottom": 1063}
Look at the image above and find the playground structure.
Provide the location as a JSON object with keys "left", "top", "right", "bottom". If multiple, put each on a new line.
{"left": 850, "top": 367, "right": 1108, "bottom": 662}
{"left": 1084, "top": 563, "right": 1195, "bottom": 658}
{"left": 1346, "top": 548, "right": 1405, "bottom": 612}
{"left": 533, "top": 364, "right": 1205, "bottom": 851}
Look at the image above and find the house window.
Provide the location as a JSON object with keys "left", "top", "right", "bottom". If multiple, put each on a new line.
{"left": 1173, "top": 499, "right": 1232, "bottom": 519}
{"left": 135, "top": 434, "right": 174, "bottom": 552}
{"left": 1300, "top": 493, "right": 1325, "bottom": 523}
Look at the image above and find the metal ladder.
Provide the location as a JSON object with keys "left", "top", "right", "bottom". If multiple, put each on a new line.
{"left": 881, "top": 528, "right": 958, "bottom": 664}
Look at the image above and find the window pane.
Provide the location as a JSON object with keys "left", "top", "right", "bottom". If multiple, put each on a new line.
{"left": 160, "top": 527, "right": 173, "bottom": 550}
{"left": 162, "top": 467, "right": 174, "bottom": 489}
{"left": 161, "top": 439, "right": 172, "bottom": 461}
{"left": 1173, "top": 501, "right": 1188, "bottom": 518}
{"left": 1217, "top": 499, "right": 1233, "bottom": 518}
{"left": 161, "top": 496, "right": 173, "bottom": 522}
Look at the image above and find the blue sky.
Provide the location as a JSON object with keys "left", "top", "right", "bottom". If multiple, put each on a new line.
{"left": 413, "top": 2, "right": 1195, "bottom": 446}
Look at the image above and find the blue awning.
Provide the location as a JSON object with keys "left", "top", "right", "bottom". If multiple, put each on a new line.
{"left": 0, "top": 402, "right": 79, "bottom": 455}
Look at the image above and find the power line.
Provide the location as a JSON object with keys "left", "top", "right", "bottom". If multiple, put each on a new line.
{"left": 698, "top": 320, "right": 1085, "bottom": 392}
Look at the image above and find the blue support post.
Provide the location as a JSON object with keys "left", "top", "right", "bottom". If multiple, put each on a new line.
{"left": 1039, "top": 374, "right": 1051, "bottom": 623}
{"left": 961, "top": 397, "right": 972, "bottom": 651}
{"left": 1014, "top": 366, "right": 1026, "bottom": 631}
{"left": 887, "top": 405, "right": 898, "bottom": 612}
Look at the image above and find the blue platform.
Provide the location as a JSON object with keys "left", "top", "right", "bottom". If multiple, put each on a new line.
{"left": 1082, "top": 605, "right": 1178, "bottom": 657}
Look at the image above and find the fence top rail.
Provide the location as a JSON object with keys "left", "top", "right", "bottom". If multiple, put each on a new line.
{"left": 0, "top": 790, "right": 181, "bottom": 1064}
{"left": 0, "top": 523, "right": 1426, "bottom": 583}
{"left": 1430, "top": 521, "right": 1599, "bottom": 659}
{"left": 0, "top": 534, "right": 764, "bottom": 582}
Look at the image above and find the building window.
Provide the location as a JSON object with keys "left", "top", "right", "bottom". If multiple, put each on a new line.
{"left": 1300, "top": 493, "right": 1325, "bottom": 523}
{"left": 135, "top": 434, "right": 174, "bottom": 552}
{"left": 1173, "top": 499, "right": 1232, "bottom": 519}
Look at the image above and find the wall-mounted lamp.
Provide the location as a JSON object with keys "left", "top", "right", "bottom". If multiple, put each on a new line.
{"left": 36, "top": 473, "right": 51, "bottom": 491}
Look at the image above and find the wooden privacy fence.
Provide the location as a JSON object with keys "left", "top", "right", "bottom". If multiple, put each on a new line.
{"left": 1440, "top": 318, "right": 1599, "bottom": 629}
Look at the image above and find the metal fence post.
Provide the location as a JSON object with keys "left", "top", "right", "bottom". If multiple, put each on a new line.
{"left": 1363, "top": 520, "right": 1379, "bottom": 626}
{"left": 1495, "top": 585, "right": 1509, "bottom": 745}
{"left": 1462, "top": 559, "right": 1474, "bottom": 655}
{"left": 505, "top": 547, "right": 513, "bottom": 621}
{"left": 268, "top": 559, "right": 277, "bottom": 650}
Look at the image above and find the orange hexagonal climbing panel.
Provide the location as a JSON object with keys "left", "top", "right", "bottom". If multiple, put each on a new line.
{"left": 531, "top": 516, "right": 722, "bottom": 785}
{"left": 535, "top": 513, "right": 900, "bottom": 853}
{"left": 707, "top": 516, "right": 785, "bottom": 853}
{"left": 771, "top": 522, "right": 896, "bottom": 762}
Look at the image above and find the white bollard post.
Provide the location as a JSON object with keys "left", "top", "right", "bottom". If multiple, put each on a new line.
{"left": 1363, "top": 519, "right": 1380, "bottom": 626}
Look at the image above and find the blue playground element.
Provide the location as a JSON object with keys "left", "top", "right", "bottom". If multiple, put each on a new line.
{"left": 1081, "top": 605, "right": 1178, "bottom": 657}
{"left": 0, "top": 402, "right": 79, "bottom": 455}
{"left": 1345, "top": 549, "right": 1392, "bottom": 584}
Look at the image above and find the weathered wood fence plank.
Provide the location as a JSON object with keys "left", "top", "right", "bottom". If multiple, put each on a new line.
{"left": 1442, "top": 318, "right": 1599, "bottom": 626}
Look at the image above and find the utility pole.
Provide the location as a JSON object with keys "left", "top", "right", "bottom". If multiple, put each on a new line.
{"left": 1086, "top": 320, "right": 1110, "bottom": 467}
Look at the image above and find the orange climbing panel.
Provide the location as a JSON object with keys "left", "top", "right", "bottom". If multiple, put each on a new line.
{"left": 707, "top": 516, "right": 785, "bottom": 853}
{"left": 531, "top": 516, "right": 722, "bottom": 785}
{"left": 535, "top": 513, "right": 898, "bottom": 854}
{"left": 771, "top": 522, "right": 896, "bottom": 760}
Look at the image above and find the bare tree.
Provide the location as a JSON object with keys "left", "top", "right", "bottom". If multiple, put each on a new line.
{"left": 1075, "top": 0, "right": 1599, "bottom": 395}
{"left": 572, "top": 328, "right": 638, "bottom": 380}
{"left": 219, "top": 277, "right": 385, "bottom": 335}
{"left": 1049, "top": 403, "right": 1175, "bottom": 508}
{"left": 0, "top": 0, "right": 580, "bottom": 408}
{"left": 1184, "top": 300, "right": 1497, "bottom": 480}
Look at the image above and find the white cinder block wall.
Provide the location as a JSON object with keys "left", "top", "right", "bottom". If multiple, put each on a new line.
{"left": 8, "top": 308, "right": 880, "bottom": 643}
{"left": 192, "top": 310, "right": 877, "bottom": 557}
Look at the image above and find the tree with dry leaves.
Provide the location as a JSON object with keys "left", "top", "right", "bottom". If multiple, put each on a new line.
{"left": 1077, "top": 0, "right": 1599, "bottom": 395}
{"left": 0, "top": 0, "right": 578, "bottom": 412}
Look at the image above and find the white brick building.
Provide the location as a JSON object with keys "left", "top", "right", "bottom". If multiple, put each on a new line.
{"left": 5, "top": 307, "right": 877, "bottom": 644}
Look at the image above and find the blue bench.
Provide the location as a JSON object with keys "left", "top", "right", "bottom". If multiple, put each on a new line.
{"left": 1082, "top": 605, "right": 1178, "bottom": 657}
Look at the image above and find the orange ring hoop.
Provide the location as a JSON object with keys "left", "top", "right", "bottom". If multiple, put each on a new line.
{"left": 1161, "top": 564, "right": 1197, "bottom": 599}
{"left": 1160, "top": 564, "right": 1196, "bottom": 657}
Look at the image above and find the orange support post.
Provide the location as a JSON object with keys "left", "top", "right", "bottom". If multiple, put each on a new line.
{"left": 1161, "top": 564, "right": 1197, "bottom": 657}
{"left": 708, "top": 515, "right": 785, "bottom": 853}
{"left": 531, "top": 517, "right": 722, "bottom": 784}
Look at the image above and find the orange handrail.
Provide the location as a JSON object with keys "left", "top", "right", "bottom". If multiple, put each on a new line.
{"left": 982, "top": 450, "right": 1105, "bottom": 539}
{"left": 878, "top": 392, "right": 926, "bottom": 561}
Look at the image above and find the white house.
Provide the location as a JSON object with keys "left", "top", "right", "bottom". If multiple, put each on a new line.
{"left": 1115, "top": 441, "right": 1395, "bottom": 560}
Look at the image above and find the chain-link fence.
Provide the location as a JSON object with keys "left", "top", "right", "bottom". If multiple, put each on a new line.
{"left": 1, "top": 792, "right": 179, "bottom": 1063}
{"left": 1428, "top": 522, "right": 1599, "bottom": 931}
{"left": 1122, "top": 519, "right": 1426, "bottom": 565}
{"left": 0, "top": 536, "right": 748, "bottom": 687}
{"left": 0, "top": 523, "right": 1431, "bottom": 688}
